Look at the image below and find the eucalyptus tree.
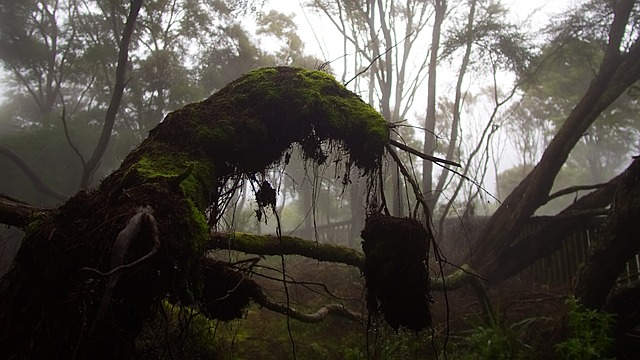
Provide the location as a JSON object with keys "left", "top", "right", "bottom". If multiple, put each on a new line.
{"left": 305, "top": 0, "right": 531, "bottom": 220}
{"left": 306, "top": 0, "right": 433, "bottom": 217}
{"left": 466, "top": 0, "right": 640, "bottom": 293}
{"left": 518, "top": 39, "right": 639, "bottom": 183}
{"left": 0, "top": 0, "right": 86, "bottom": 128}
{"left": 0, "top": 0, "right": 142, "bottom": 196}
{"left": 427, "top": 0, "right": 531, "bottom": 218}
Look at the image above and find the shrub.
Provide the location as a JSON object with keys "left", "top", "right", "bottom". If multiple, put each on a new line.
{"left": 554, "top": 296, "right": 615, "bottom": 360}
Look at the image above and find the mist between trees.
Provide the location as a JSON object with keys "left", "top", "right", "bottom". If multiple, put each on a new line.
{"left": 0, "top": 0, "right": 639, "bottom": 359}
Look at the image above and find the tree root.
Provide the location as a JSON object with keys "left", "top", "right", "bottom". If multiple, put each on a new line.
{"left": 81, "top": 205, "right": 160, "bottom": 332}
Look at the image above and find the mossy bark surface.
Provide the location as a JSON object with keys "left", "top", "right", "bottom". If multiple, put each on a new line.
{"left": 0, "top": 67, "right": 388, "bottom": 359}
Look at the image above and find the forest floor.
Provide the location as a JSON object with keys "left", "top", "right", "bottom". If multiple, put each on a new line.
{"left": 431, "top": 275, "right": 571, "bottom": 358}
{"left": 214, "top": 255, "right": 578, "bottom": 359}
{"left": 431, "top": 274, "right": 571, "bottom": 333}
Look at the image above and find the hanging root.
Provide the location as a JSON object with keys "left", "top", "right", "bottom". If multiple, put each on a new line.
{"left": 361, "top": 213, "right": 432, "bottom": 332}
{"left": 81, "top": 205, "right": 160, "bottom": 332}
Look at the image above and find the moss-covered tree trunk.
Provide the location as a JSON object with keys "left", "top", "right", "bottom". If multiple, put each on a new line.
{"left": 0, "top": 67, "right": 388, "bottom": 359}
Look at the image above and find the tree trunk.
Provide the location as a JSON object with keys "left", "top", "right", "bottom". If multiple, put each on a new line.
{"left": 79, "top": 0, "right": 142, "bottom": 189}
{"left": 423, "top": 0, "right": 446, "bottom": 210}
{"left": 0, "top": 67, "right": 389, "bottom": 359}
{"left": 575, "top": 156, "right": 640, "bottom": 310}
{"left": 467, "top": 1, "right": 640, "bottom": 282}
{"left": 489, "top": 171, "right": 622, "bottom": 282}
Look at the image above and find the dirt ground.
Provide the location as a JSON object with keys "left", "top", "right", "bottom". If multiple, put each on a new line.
{"left": 430, "top": 275, "right": 571, "bottom": 332}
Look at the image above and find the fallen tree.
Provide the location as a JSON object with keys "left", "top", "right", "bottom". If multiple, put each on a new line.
{"left": 0, "top": 66, "right": 392, "bottom": 359}
{"left": 465, "top": 0, "right": 640, "bottom": 284}
{"left": 575, "top": 156, "right": 640, "bottom": 310}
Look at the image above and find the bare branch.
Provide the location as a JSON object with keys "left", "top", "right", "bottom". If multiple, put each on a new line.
{"left": 389, "top": 139, "right": 461, "bottom": 167}
{"left": 544, "top": 183, "right": 609, "bottom": 205}
{"left": 344, "top": 31, "right": 413, "bottom": 87}
{"left": 0, "top": 194, "right": 47, "bottom": 229}
{"left": 0, "top": 145, "right": 68, "bottom": 201}
{"left": 208, "top": 232, "right": 365, "bottom": 271}
{"left": 255, "top": 296, "right": 364, "bottom": 323}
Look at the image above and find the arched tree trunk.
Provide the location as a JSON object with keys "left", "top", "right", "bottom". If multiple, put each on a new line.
{"left": 0, "top": 67, "right": 389, "bottom": 359}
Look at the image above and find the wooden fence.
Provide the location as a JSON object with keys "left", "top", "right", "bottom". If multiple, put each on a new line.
{"left": 526, "top": 224, "right": 640, "bottom": 286}
{"left": 289, "top": 219, "right": 354, "bottom": 245}
{"left": 293, "top": 216, "right": 640, "bottom": 287}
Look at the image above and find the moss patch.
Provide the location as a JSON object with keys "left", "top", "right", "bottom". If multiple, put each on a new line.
{"left": 147, "top": 66, "right": 389, "bottom": 176}
{"left": 130, "top": 143, "right": 215, "bottom": 210}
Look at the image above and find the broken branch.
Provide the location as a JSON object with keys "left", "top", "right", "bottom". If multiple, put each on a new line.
{"left": 389, "top": 139, "right": 461, "bottom": 167}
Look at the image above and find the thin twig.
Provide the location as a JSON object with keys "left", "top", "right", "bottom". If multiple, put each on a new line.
{"left": 389, "top": 139, "right": 461, "bottom": 167}
{"left": 344, "top": 32, "right": 414, "bottom": 87}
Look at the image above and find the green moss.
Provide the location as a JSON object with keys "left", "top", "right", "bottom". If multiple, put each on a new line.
{"left": 132, "top": 143, "right": 214, "bottom": 210}
{"left": 231, "top": 66, "right": 280, "bottom": 100}
{"left": 207, "top": 67, "right": 389, "bottom": 172}
{"left": 217, "top": 232, "right": 365, "bottom": 270}
{"left": 185, "top": 198, "right": 209, "bottom": 254}
{"left": 432, "top": 264, "right": 474, "bottom": 290}
{"left": 24, "top": 214, "right": 45, "bottom": 235}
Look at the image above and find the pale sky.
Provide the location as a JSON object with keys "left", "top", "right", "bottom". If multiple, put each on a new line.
{"left": 266, "top": 1, "right": 572, "bottom": 194}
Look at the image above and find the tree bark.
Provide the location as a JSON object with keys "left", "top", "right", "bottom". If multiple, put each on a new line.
{"left": 79, "top": 0, "right": 143, "bottom": 189}
{"left": 575, "top": 156, "right": 640, "bottom": 310}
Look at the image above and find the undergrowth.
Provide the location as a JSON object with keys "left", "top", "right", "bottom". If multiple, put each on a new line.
{"left": 554, "top": 296, "right": 615, "bottom": 360}
{"left": 448, "top": 308, "right": 549, "bottom": 360}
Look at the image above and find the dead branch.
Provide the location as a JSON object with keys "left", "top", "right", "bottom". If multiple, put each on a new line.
{"left": 0, "top": 194, "right": 46, "bottom": 229}
{"left": 389, "top": 139, "right": 461, "bottom": 167}
{"left": 256, "top": 297, "right": 364, "bottom": 323}
{"left": 544, "top": 182, "right": 609, "bottom": 205}
{"left": 209, "top": 231, "right": 480, "bottom": 292}
{"left": 208, "top": 232, "right": 366, "bottom": 271}
{"left": 0, "top": 146, "right": 69, "bottom": 201}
